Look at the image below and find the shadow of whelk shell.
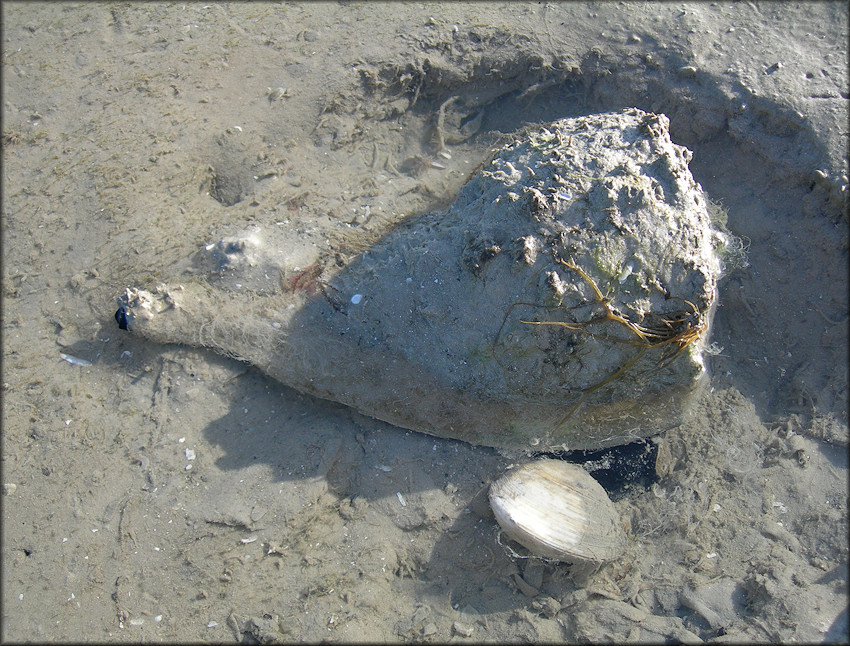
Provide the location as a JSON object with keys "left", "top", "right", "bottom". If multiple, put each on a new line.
{"left": 116, "top": 108, "right": 724, "bottom": 453}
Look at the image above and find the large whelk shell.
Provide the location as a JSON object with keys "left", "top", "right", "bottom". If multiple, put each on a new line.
{"left": 116, "top": 109, "right": 723, "bottom": 453}
{"left": 488, "top": 459, "right": 626, "bottom": 564}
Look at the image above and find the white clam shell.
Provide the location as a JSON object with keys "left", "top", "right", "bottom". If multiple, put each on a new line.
{"left": 489, "top": 459, "right": 626, "bottom": 564}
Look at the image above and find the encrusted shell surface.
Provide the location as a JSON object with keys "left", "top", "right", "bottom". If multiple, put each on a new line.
{"left": 116, "top": 109, "right": 723, "bottom": 453}
{"left": 488, "top": 459, "right": 626, "bottom": 564}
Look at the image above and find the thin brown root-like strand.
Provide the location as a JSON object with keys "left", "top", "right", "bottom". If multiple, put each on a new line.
{"left": 551, "top": 392, "right": 588, "bottom": 432}
{"left": 520, "top": 316, "right": 611, "bottom": 334}
{"left": 551, "top": 348, "right": 647, "bottom": 431}
{"left": 559, "top": 257, "right": 606, "bottom": 302}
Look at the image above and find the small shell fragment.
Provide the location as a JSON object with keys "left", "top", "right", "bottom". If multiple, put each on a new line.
{"left": 266, "top": 86, "right": 289, "bottom": 101}
{"left": 489, "top": 459, "right": 626, "bottom": 564}
{"left": 59, "top": 352, "right": 92, "bottom": 366}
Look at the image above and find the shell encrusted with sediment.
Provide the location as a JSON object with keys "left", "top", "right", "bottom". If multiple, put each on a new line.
{"left": 116, "top": 108, "right": 724, "bottom": 451}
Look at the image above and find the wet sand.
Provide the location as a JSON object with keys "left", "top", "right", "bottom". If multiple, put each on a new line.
{"left": 2, "top": 2, "right": 847, "bottom": 642}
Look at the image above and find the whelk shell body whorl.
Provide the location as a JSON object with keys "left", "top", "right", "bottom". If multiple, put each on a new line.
{"left": 488, "top": 459, "right": 626, "bottom": 564}
{"left": 116, "top": 109, "right": 723, "bottom": 453}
